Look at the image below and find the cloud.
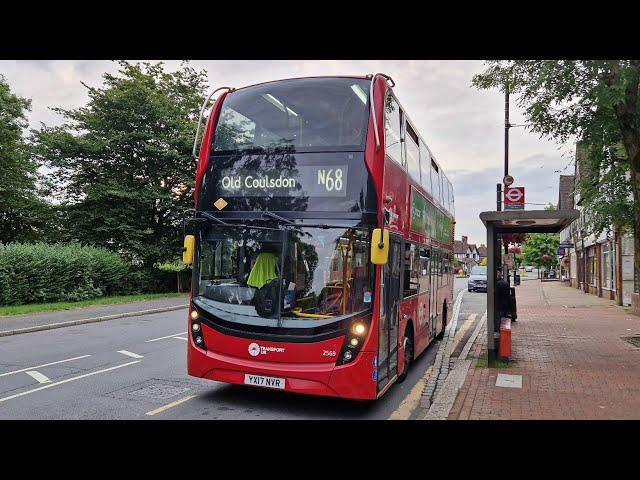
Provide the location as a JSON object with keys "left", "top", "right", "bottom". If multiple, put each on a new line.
{"left": 0, "top": 60, "right": 574, "bottom": 246}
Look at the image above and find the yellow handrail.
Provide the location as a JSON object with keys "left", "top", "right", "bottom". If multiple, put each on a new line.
{"left": 290, "top": 308, "right": 334, "bottom": 319}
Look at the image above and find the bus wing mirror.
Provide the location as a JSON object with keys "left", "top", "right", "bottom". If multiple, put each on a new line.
{"left": 370, "top": 228, "right": 389, "bottom": 265}
{"left": 183, "top": 235, "right": 195, "bottom": 265}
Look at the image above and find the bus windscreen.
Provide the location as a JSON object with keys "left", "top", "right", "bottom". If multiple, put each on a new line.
{"left": 211, "top": 78, "right": 371, "bottom": 153}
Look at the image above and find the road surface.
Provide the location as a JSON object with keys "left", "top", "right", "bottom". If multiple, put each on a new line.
{"left": 0, "top": 277, "right": 482, "bottom": 419}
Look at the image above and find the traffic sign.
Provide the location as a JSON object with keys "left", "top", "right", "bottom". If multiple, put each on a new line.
{"left": 503, "top": 175, "right": 514, "bottom": 186}
{"left": 504, "top": 186, "right": 525, "bottom": 210}
{"left": 558, "top": 243, "right": 574, "bottom": 248}
{"left": 557, "top": 247, "right": 566, "bottom": 256}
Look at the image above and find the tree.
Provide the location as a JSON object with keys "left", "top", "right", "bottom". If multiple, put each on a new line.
{"left": 522, "top": 233, "right": 560, "bottom": 271}
{"left": 472, "top": 61, "right": 639, "bottom": 286}
{"left": 0, "top": 76, "right": 50, "bottom": 243}
{"left": 33, "top": 61, "right": 209, "bottom": 266}
{"left": 480, "top": 257, "right": 488, "bottom": 266}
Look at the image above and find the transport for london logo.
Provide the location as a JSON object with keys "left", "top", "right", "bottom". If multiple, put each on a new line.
{"left": 248, "top": 342, "right": 285, "bottom": 356}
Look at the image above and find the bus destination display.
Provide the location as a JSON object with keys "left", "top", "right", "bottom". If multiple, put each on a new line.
{"left": 217, "top": 165, "right": 349, "bottom": 197}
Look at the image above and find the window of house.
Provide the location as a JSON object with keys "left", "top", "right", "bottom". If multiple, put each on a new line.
{"left": 589, "top": 248, "right": 597, "bottom": 287}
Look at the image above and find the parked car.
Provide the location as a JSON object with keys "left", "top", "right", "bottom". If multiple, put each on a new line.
{"left": 468, "top": 266, "right": 487, "bottom": 292}
{"left": 525, "top": 265, "right": 533, "bottom": 272}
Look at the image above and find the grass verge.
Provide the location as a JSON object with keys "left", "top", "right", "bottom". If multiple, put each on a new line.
{"left": 475, "top": 352, "right": 511, "bottom": 368}
{"left": 0, "top": 293, "right": 187, "bottom": 317}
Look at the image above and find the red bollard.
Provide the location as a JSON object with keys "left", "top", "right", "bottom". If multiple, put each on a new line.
{"left": 499, "top": 317, "right": 511, "bottom": 360}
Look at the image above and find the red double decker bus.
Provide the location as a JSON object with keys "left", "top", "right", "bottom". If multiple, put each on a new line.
{"left": 183, "top": 74, "right": 455, "bottom": 400}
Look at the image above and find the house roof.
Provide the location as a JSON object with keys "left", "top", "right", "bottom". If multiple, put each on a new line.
{"left": 478, "top": 245, "right": 487, "bottom": 257}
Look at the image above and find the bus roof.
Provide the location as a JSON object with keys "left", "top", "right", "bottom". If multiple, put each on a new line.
{"left": 230, "top": 75, "right": 372, "bottom": 93}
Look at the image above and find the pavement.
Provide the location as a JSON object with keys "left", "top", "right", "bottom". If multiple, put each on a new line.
{"left": 0, "top": 296, "right": 189, "bottom": 336}
{"left": 0, "top": 283, "right": 474, "bottom": 420}
{"left": 447, "top": 278, "right": 640, "bottom": 420}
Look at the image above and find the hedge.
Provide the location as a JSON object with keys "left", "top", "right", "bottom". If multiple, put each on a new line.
{"left": 0, "top": 243, "right": 142, "bottom": 305}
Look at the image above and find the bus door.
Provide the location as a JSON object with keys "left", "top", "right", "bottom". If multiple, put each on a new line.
{"left": 429, "top": 248, "right": 440, "bottom": 339}
{"left": 377, "top": 235, "right": 401, "bottom": 392}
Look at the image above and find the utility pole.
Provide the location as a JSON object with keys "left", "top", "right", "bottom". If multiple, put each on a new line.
{"left": 504, "top": 83, "right": 510, "bottom": 178}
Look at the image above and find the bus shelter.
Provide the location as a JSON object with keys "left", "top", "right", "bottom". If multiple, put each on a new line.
{"left": 479, "top": 209, "right": 579, "bottom": 366}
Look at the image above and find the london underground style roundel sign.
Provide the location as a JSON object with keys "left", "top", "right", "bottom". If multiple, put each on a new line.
{"left": 504, "top": 186, "right": 525, "bottom": 210}
{"left": 503, "top": 175, "right": 514, "bottom": 186}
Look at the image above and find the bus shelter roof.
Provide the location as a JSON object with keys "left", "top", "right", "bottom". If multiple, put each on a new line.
{"left": 479, "top": 209, "right": 579, "bottom": 234}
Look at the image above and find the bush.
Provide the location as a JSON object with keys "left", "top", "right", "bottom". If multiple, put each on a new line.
{"left": 0, "top": 243, "right": 137, "bottom": 305}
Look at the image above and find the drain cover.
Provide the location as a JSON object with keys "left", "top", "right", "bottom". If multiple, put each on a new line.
{"left": 130, "top": 384, "right": 191, "bottom": 400}
{"left": 622, "top": 336, "right": 640, "bottom": 348}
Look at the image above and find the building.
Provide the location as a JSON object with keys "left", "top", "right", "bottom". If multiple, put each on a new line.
{"left": 558, "top": 143, "right": 636, "bottom": 307}
{"left": 454, "top": 235, "right": 480, "bottom": 274}
{"left": 477, "top": 244, "right": 487, "bottom": 263}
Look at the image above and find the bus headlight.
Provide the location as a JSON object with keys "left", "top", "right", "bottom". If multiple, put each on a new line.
{"left": 352, "top": 322, "right": 366, "bottom": 336}
{"left": 190, "top": 306, "right": 207, "bottom": 351}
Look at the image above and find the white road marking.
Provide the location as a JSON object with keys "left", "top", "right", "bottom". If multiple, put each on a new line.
{"left": 172, "top": 336, "right": 187, "bottom": 341}
{"left": 146, "top": 332, "right": 187, "bottom": 343}
{"left": 146, "top": 395, "right": 197, "bottom": 416}
{"left": 0, "top": 355, "right": 91, "bottom": 378}
{"left": 25, "top": 371, "right": 51, "bottom": 384}
{"left": 117, "top": 350, "right": 144, "bottom": 359}
{"left": 0, "top": 361, "right": 140, "bottom": 404}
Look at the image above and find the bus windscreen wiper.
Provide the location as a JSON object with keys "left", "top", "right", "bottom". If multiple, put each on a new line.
{"left": 261, "top": 211, "right": 295, "bottom": 226}
{"left": 197, "top": 211, "right": 231, "bottom": 226}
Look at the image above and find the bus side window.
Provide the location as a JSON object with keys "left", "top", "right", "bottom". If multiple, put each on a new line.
{"left": 384, "top": 93, "right": 403, "bottom": 166}
{"left": 419, "top": 248, "right": 430, "bottom": 294}
{"left": 403, "top": 243, "right": 419, "bottom": 298}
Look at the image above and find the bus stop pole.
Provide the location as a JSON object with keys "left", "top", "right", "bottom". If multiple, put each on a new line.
{"left": 486, "top": 222, "right": 496, "bottom": 367}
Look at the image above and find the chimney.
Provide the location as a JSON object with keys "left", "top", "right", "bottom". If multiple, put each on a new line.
{"left": 462, "top": 236, "right": 468, "bottom": 244}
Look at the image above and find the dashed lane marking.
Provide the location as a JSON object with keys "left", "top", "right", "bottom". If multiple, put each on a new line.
{"left": 172, "top": 336, "right": 188, "bottom": 341}
{"left": 0, "top": 355, "right": 92, "bottom": 377}
{"left": 146, "top": 395, "right": 197, "bottom": 416}
{"left": 117, "top": 350, "right": 144, "bottom": 359}
{"left": 145, "top": 332, "right": 187, "bottom": 343}
{"left": 25, "top": 371, "right": 51, "bottom": 384}
{"left": 0, "top": 361, "right": 141, "bottom": 404}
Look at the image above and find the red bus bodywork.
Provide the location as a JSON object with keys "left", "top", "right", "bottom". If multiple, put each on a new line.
{"left": 187, "top": 76, "right": 454, "bottom": 400}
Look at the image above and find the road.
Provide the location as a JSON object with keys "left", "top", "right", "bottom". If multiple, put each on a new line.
{"left": 0, "top": 277, "right": 480, "bottom": 419}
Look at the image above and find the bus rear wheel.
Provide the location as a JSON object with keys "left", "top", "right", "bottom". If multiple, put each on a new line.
{"left": 397, "top": 325, "right": 414, "bottom": 383}
{"left": 435, "top": 303, "right": 447, "bottom": 340}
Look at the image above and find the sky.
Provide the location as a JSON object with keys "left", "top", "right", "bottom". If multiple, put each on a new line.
{"left": 0, "top": 60, "right": 575, "bottom": 245}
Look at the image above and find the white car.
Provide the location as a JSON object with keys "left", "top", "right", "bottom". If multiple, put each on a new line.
{"left": 525, "top": 266, "right": 533, "bottom": 272}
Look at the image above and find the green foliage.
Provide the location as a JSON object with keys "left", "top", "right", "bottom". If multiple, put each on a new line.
{"left": 522, "top": 233, "right": 560, "bottom": 269}
{"left": 155, "top": 261, "right": 187, "bottom": 273}
{"left": 480, "top": 257, "right": 487, "bottom": 266}
{"left": 0, "top": 76, "right": 52, "bottom": 243}
{"left": 32, "top": 61, "right": 209, "bottom": 267}
{"left": 0, "top": 292, "right": 184, "bottom": 316}
{"left": 0, "top": 242, "right": 137, "bottom": 305}
{"left": 472, "top": 60, "right": 640, "bottom": 279}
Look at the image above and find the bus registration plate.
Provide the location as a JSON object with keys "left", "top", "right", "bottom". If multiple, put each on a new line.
{"left": 244, "top": 374, "right": 285, "bottom": 390}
